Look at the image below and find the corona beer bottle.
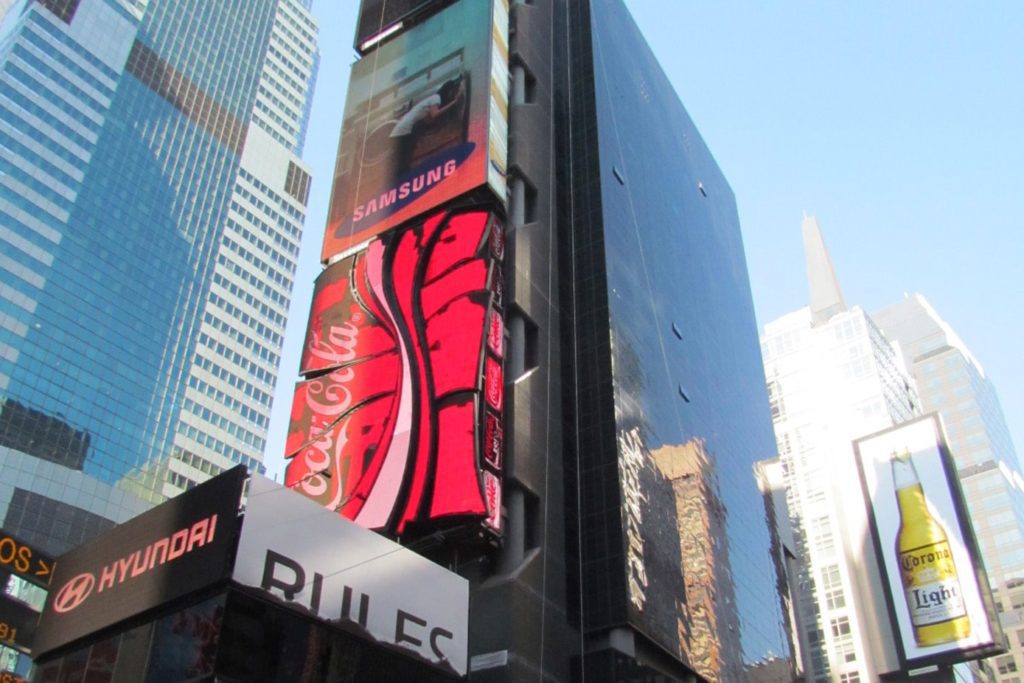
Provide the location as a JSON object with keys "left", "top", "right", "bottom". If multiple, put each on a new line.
{"left": 892, "top": 448, "right": 970, "bottom": 646}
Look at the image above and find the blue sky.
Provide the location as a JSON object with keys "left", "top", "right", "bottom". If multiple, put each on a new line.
{"left": 264, "top": 1, "right": 1024, "bottom": 477}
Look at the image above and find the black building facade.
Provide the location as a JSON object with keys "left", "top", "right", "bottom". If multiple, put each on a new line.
{"left": 469, "top": 0, "right": 789, "bottom": 680}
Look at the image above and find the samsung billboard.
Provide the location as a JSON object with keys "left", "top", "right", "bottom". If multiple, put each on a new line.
{"left": 322, "top": 0, "right": 508, "bottom": 262}
{"left": 854, "top": 414, "right": 1002, "bottom": 669}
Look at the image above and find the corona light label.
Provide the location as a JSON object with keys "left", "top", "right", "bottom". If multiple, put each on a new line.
{"left": 892, "top": 449, "right": 970, "bottom": 646}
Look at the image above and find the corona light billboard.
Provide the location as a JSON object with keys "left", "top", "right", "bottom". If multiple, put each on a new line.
{"left": 322, "top": 0, "right": 508, "bottom": 262}
{"left": 854, "top": 414, "right": 1001, "bottom": 669}
{"left": 287, "top": 207, "right": 505, "bottom": 539}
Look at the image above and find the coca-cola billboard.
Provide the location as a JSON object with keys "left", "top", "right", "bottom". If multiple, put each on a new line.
{"left": 286, "top": 208, "right": 504, "bottom": 539}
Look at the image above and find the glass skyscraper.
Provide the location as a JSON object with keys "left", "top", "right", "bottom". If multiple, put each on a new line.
{"left": 0, "top": 0, "right": 317, "bottom": 555}
{"left": 760, "top": 216, "right": 919, "bottom": 681}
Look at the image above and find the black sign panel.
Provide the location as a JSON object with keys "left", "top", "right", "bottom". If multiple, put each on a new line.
{"left": 0, "top": 593, "right": 38, "bottom": 654}
{"left": 0, "top": 529, "right": 57, "bottom": 587}
{"left": 32, "top": 466, "right": 245, "bottom": 658}
{"left": 355, "top": 0, "right": 442, "bottom": 52}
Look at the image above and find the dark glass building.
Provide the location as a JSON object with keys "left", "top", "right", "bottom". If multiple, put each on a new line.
{"left": 469, "top": 0, "right": 790, "bottom": 679}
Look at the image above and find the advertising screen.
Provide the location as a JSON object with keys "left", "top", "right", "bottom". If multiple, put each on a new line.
{"left": 32, "top": 467, "right": 245, "bottom": 658}
{"left": 854, "top": 415, "right": 1001, "bottom": 668}
{"left": 0, "top": 529, "right": 56, "bottom": 588}
{"left": 322, "top": 0, "right": 507, "bottom": 261}
{"left": 234, "top": 476, "right": 469, "bottom": 676}
{"left": 288, "top": 208, "right": 504, "bottom": 540}
{"left": 0, "top": 594, "right": 37, "bottom": 654}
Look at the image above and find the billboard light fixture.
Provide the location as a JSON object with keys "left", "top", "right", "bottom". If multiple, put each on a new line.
{"left": 360, "top": 22, "right": 404, "bottom": 53}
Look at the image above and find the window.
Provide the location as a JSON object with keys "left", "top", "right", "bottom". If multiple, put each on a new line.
{"left": 821, "top": 565, "right": 845, "bottom": 610}
{"left": 997, "top": 656, "right": 1018, "bottom": 674}
{"left": 830, "top": 616, "right": 851, "bottom": 639}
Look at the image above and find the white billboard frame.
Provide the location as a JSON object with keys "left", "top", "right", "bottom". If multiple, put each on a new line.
{"left": 854, "top": 414, "right": 1001, "bottom": 669}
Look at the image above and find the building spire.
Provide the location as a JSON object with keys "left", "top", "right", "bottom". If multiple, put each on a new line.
{"left": 802, "top": 214, "right": 847, "bottom": 326}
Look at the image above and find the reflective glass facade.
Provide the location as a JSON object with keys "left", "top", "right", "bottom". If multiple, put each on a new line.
{"left": 0, "top": 0, "right": 317, "bottom": 555}
{"left": 561, "top": 0, "right": 788, "bottom": 677}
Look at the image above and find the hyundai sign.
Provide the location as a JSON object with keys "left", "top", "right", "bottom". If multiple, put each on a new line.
{"left": 32, "top": 467, "right": 245, "bottom": 657}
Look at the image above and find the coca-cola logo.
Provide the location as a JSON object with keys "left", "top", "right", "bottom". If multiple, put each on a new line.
{"left": 53, "top": 572, "right": 95, "bottom": 613}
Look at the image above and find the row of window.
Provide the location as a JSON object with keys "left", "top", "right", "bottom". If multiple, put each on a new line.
{"left": 262, "top": 56, "right": 310, "bottom": 108}
{"left": 251, "top": 113, "right": 298, "bottom": 154}
{"left": 203, "top": 306, "right": 281, "bottom": 359}
{"left": 234, "top": 183, "right": 302, "bottom": 240}
{"left": 168, "top": 469, "right": 199, "bottom": 492}
{"left": 176, "top": 417, "right": 264, "bottom": 466}
{"left": 209, "top": 286, "right": 285, "bottom": 330}
{"left": 4, "top": 61, "right": 103, "bottom": 133}
{"left": 268, "top": 30, "right": 313, "bottom": 73}
{"left": 273, "top": 5, "right": 317, "bottom": 57}
{"left": 212, "top": 270, "right": 289, "bottom": 325}
{"left": 22, "top": 25, "right": 116, "bottom": 99}
{"left": 187, "top": 374, "right": 269, "bottom": 428}
{"left": 172, "top": 445, "right": 224, "bottom": 478}
{"left": 188, "top": 367, "right": 270, "bottom": 411}
{"left": 193, "top": 352, "right": 272, "bottom": 406}
{"left": 259, "top": 71, "right": 306, "bottom": 114}
{"left": 238, "top": 168, "right": 306, "bottom": 222}
{"left": 254, "top": 94, "right": 299, "bottom": 140}
{"left": 268, "top": 44, "right": 310, "bottom": 83}
{"left": 226, "top": 217, "right": 294, "bottom": 271}
{"left": 183, "top": 397, "right": 262, "bottom": 449}
{"left": 0, "top": 127, "right": 81, "bottom": 191}
{"left": 217, "top": 241, "right": 292, "bottom": 298}
{"left": 216, "top": 256, "right": 289, "bottom": 319}
{"left": 12, "top": 44, "right": 108, "bottom": 116}
{"left": 278, "top": 0, "right": 318, "bottom": 39}
{"left": 229, "top": 197, "right": 299, "bottom": 254}
{"left": 228, "top": 205, "right": 299, "bottom": 263}
{"left": 1, "top": 100, "right": 90, "bottom": 172}
{"left": 27, "top": 9, "right": 120, "bottom": 80}
{"left": 197, "top": 332, "right": 276, "bottom": 388}
{"left": 0, "top": 153, "right": 73, "bottom": 213}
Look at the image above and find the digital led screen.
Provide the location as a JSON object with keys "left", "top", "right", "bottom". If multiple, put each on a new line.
{"left": 289, "top": 208, "right": 504, "bottom": 539}
{"left": 322, "top": 0, "right": 507, "bottom": 261}
{"left": 32, "top": 467, "right": 245, "bottom": 658}
{"left": 855, "top": 414, "right": 1001, "bottom": 669}
{"left": 0, "top": 594, "right": 37, "bottom": 654}
{"left": 0, "top": 528, "right": 56, "bottom": 588}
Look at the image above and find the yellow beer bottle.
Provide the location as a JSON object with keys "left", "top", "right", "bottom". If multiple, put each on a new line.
{"left": 892, "top": 449, "right": 970, "bottom": 646}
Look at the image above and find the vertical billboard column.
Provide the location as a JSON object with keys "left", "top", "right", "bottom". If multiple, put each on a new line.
{"left": 322, "top": 0, "right": 508, "bottom": 262}
{"left": 286, "top": 208, "right": 505, "bottom": 540}
{"left": 854, "top": 414, "right": 1002, "bottom": 671}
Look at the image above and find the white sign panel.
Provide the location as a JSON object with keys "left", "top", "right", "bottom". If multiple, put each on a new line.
{"left": 235, "top": 475, "right": 469, "bottom": 676}
{"left": 855, "top": 416, "right": 997, "bottom": 666}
